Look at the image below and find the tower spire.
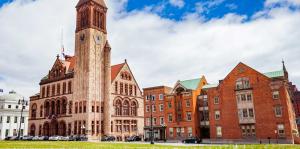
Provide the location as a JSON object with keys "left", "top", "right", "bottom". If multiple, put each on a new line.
{"left": 282, "top": 59, "right": 287, "bottom": 72}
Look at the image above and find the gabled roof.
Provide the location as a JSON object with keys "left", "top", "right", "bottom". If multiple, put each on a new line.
{"left": 263, "top": 70, "right": 284, "bottom": 78}
{"left": 179, "top": 78, "right": 202, "bottom": 90}
{"left": 111, "top": 63, "right": 125, "bottom": 81}
{"left": 203, "top": 83, "right": 219, "bottom": 90}
{"left": 76, "top": 0, "right": 107, "bottom": 8}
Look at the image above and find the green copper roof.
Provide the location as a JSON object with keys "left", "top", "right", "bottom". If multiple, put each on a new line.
{"left": 179, "top": 78, "right": 201, "bottom": 90}
{"left": 203, "top": 84, "right": 219, "bottom": 90}
{"left": 263, "top": 70, "right": 284, "bottom": 78}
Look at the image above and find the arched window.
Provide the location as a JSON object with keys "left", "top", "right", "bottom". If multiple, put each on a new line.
{"left": 69, "top": 101, "right": 72, "bottom": 114}
{"left": 51, "top": 101, "right": 55, "bottom": 115}
{"left": 31, "top": 104, "right": 37, "bottom": 119}
{"left": 40, "top": 105, "right": 43, "bottom": 117}
{"left": 123, "top": 100, "right": 129, "bottom": 116}
{"left": 30, "top": 124, "right": 36, "bottom": 136}
{"left": 57, "top": 83, "right": 61, "bottom": 95}
{"left": 79, "top": 102, "right": 82, "bottom": 113}
{"left": 62, "top": 99, "right": 67, "bottom": 114}
{"left": 45, "top": 102, "right": 50, "bottom": 117}
{"left": 68, "top": 81, "right": 72, "bottom": 93}
{"left": 63, "top": 82, "right": 67, "bottom": 94}
{"left": 131, "top": 101, "right": 137, "bottom": 116}
{"left": 57, "top": 100, "right": 61, "bottom": 115}
{"left": 125, "top": 84, "right": 128, "bottom": 95}
{"left": 115, "top": 100, "right": 122, "bottom": 116}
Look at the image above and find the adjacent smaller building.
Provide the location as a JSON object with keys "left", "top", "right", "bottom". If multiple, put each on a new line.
{"left": 143, "top": 86, "right": 172, "bottom": 141}
{"left": 0, "top": 91, "right": 29, "bottom": 139}
{"left": 201, "top": 62, "right": 298, "bottom": 144}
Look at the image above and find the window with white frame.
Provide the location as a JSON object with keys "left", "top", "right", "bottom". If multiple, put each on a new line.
{"left": 275, "top": 106, "right": 283, "bottom": 117}
{"left": 146, "top": 105, "right": 150, "bottom": 112}
{"left": 159, "top": 104, "right": 164, "bottom": 112}
{"left": 188, "top": 127, "right": 193, "bottom": 137}
{"left": 168, "top": 114, "right": 173, "bottom": 122}
{"left": 248, "top": 108, "right": 254, "bottom": 118}
{"left": 152, "top": 105, "right": 156, "bottom": 112}
{"left": 186, "top": 100, "right": 191, "bottom": 107}
{"left": 236, "top": 78, "right": 250, "bottom": 90}
{"left": 169, "top": 128, "right": 174, "bottom": 137}
{"left": 146, "top": 118, "right": 150, "bottom": 126}
{"left": 214, "top": 97, "right": 219, "bottom": 104}
{"left": 186, "top": 112, "right": 192, "bottom": 121}
{"left": 273, "top": 91, "right": 280, "bottom": 99}
{"left": 216, "top": 126, "right": 222, "bottom": 137}
{"left": 215, "top": 111, "right": 220, "bottom": 120}
{"left": 160, "top": 117, "right": 164, "bottom": 125}
{"left": 153, "top": 117, "right": 157, "bottom": 125}
{"left": 159, "top": 94, "right": 164, "bottom": 100}
{"left": 246, "top": 94, "right": 252, "bottom": 101}
{"left": 277, "top": 124, "right": 285, "bottom": 137}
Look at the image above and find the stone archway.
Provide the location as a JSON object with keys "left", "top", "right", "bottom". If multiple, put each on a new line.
{"left": 50, "top": 120, "right": 58, "bottom": 136}
{"left": 58, "top": 121, "right": 67, "bottom": 136}
{"left": 43, "top": 122, "right": 50, "bottom": 136}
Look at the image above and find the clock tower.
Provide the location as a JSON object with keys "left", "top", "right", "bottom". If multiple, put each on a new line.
{"left": 74, "top": 0, "right": 111, "bottom": 139}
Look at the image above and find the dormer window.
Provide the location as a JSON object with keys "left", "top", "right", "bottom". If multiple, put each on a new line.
{"left": 236, "top": 78, "right": 250, "bottom": 90}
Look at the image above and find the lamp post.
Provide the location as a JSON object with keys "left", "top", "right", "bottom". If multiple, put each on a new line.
{"left": 275, "top": 130, "right": 278, "bottom": 144}
{"left": 148, "top": 95, "right": 154, "bottom": 145}
{"left": 18, "top": 97, "right": 28, "bottom": 139}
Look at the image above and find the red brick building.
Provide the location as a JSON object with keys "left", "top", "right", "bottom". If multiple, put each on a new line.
{"left": 143, "top": 86, "right": 172, "bottom": 141}
{"left": 144, "top": 76, "right": 208, "bottom": 141}
{"left": 200, "top": 62, "right": 298, "bottom": 144}
{"left": 291, "top": 84, "right": 300, "bottom": 130}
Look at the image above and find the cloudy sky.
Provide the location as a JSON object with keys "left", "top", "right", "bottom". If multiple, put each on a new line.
{"left": 0, "top": 0, "right": 299, "bottom": 98}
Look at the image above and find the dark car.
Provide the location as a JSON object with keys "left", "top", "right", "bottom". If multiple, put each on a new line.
{"left": 79, "top": 135, "right": 88, "bottom": 141}
{"left": 4, "top": 136, "right": 12, "bottom": 140}
{"left": 182, "top": 137, "right": 201, "bottom": 144}
{"left": 101, "top": 136, "right": 116, "bottom": 141}
{"left": 68, "top": 136, "right": 76, "bottom": 141}
{"left": 126, "top": 135, "right": 142, "bottom": 142}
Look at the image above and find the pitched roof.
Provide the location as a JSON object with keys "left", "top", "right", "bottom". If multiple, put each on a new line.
{"left": 76, "top": 0, "right": 107, "bottom": 8}
{"left": 263, "top": 70, "right": 284, "bottom": 78}
{"left": 203, "top": 83, "right": 219, "bottom": 90}
{"left": 111, "top": 63, "right": 125, "bottom": 81}
{"left": 179, "top": 78, "right": 202, "bottom": 90}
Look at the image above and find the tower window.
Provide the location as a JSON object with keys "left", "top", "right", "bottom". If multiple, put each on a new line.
{"left": 80, "top": 9, "right": 89, "bottom": 28}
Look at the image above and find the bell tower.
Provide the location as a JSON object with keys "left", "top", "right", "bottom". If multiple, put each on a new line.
{"left": 74, "top": 0, "right": 111, "bottom": 140}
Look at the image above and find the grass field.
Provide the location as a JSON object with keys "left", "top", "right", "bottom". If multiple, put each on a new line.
{"left": 0, "top": 141, "right": 299, "bottom": 149}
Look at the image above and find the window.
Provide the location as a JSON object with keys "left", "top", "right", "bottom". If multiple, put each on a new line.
{"left": 168, "top": 102, "right": 172, "bottom": 108}
{"left": 177, "top": 113, "right": 182, "bottom": 121}
{"left": 68, "top": 81, "right": 72, "bottom": 93}
{"left": 120, "top": 83, "right": 123, "bottom": 94}
{"left": 14, "top": 117, "right": 17, "bottom": 123}
{"left": 277, "top": 124, "right": 285, "bottom": 137}
{"left": 92, "top": 106, "right": 95, "bottom": 112}
{"left": 186, "top": 112, "right": 192, "bottom": 121}
{"left": 129, "top": 85, "right": 133, "bottom": 95}
{"left": 159, "top": 94, "right": 164, "bottom": 100}
{"left": 186, "top": 100, "right": 191, "bottom": 107}
{"left": 0, "top": 116, "right": 2, "bottom": 123}
{"left": 152, "top": 105, "right": 156, "bottom": 112}
{"left": 146, "top": 105, "right": 150, "bottom": 112}
{"left": 16, "top": 105, "right": 18, "bottom": 109}
{"left": 57, "top": 83, "right": 60, "bottom": 95}
{"left": 46, "top": 86, "right": 50, "bottom": 97}
{"left": 52, "top": 85, "right": 56, "bottom": 96}
{"left": 159, "top": 104, "right": 164, "bottom": 112}
{"left": 249, "top": 108, "right": 254, "bottom": 117}
{"left": 273, "top": 91, "right": 280, "bottom": 99}
{"left": 8, "top": 105, "right": 11, "bottom": 109}
{"left": 21, "top": 117, "right": 24, "bottom": 123}
{"left": 216, "top": 126, "right": 222, "bottom": 137}
{"left": 215, "top": 111, "right": 220, "bottom": 120}
{"left": 153, "top": 117, "right": 157, "bottom": 125}
{"left": 160, "top": 117, "right": 164, "bottom": 125}
{"left": 275, "top": 106, "right": 283, "bottom": 117}
{"left": 169, "top": 128, "right": 174, "bottom": 137}
{"left": 5, "top": 129, "right": 9, "bottom": 137}
{"left": 168, "top": 114, "right": 173, "bottom": 122}
{"left": 214, "top": 97, "right": 219, "bottom": 104}
{"left": 188, "top": 127, "right": 193, "bottom": 137}
{"left": 125, "top": 84, "right": 128, "bottom": 95}
{"left": 247, "top": 94, "right": 252, "bottom": 101}
{"left": 63, "top": 82, "right": 67, "bottom": 94}
{"left": 114, "top": 81, "right": 118, "bottom": 93}
{"left": 241, "top": 125, "right": 255, "bottom": 137}
{"left": 7, "top": 116, "right": 10, "bottom": 123}
{"left": 236, "top": 78, "right": 250, "bottom": 90}
{"left": 123, "top": 101, "right": 130, "bottom": 116}
{"left": 146, "top": 118, "right": 150, "bottom": 126}
{"left": 243, "top": 109, "right": 248, "bottom": 118}
{"left": 42, "top": 87, "right": 45, "bottom": 97}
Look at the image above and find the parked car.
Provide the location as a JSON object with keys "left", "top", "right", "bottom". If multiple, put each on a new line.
{"left": 4, "top": 136, "right": 12, "bottom": 140}
{"left": 182, "top": 137, "right": 201, "bottom": 144}
{"left": 32, "top": 136, "right": 40, "bottom": 141}
{"left": 101, "top": 136, "right": 116, "bottom": 141}
{"left": 49, "top": 136, "right": 62, "bottom": 141}
{"left": 79, "top": 135, "right": 88, "bottom": 141}
{"left": 22, "top": 136, "right": 34, "bottom": 141}
{"left": 126, "top": 135, "right": 142, "bottom": 142}
{"left": 68, "top": 136, "right": 76, "bottom": 141}
{"left": 61, "top": 136, "right": 70, "bottom": 141}
{"left": 38, "top": 136, "right": 49, "bottom": 141}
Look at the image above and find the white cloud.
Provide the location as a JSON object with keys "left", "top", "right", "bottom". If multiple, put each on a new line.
{"left": 0, "top": 0, "right": 300, "bottom": 98}
{"left": 265, "top": 0, "right": 300, "bottom": 7}
{"left": 169, "top": 0, "right": 185, "bottom": 8}
{"left": 195, "top": 0, "right": 225, "bottom": 14}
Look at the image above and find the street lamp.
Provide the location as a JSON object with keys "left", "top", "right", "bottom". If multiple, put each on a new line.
{"left": 275, "top": 130, "right": 278, "bottom": 144}
{"left": 148, "top": 95, "right": 154, "bottom": 145}
{"left": 18, "top": 97, "right": 28, "bottom": 139}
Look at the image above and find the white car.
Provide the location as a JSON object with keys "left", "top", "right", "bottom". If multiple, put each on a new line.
{"left": 32, "top": 136, "right": 40, "bottom": 141}
{"left": 49, "top": 136, "right": 61, "bottom": 141}
{"left": 61, "top": 136, "right": 70, "bottom": 141}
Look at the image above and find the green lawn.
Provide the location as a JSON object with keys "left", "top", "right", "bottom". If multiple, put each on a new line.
{"left": 0, "top": 141, "right": 299, "bottom": 149}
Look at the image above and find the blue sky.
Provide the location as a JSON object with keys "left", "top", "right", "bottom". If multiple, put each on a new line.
{"left": 0, "top": 0, "right": 265, "bottom": 20}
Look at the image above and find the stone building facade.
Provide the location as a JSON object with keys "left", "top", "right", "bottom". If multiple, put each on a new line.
{"left": 28, "top": 0, "right": 144, "bottom": 141}
{"left": 200, "top": 62, "right": 298, "bottom": 144}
